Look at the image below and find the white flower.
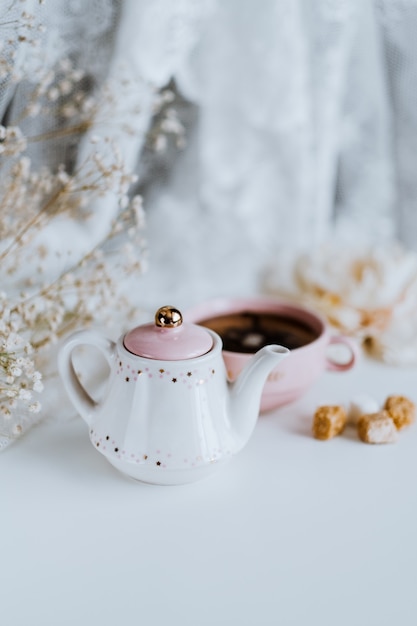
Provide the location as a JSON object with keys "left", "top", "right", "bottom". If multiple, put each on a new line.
{"left": 33, "top": 380, "right": 44, "bottom": 393}
{"left": 59, "top": 79, "right": 72, "bottom": 96}
{"left": 3, "top": 332, "right": 23, "bottom": 351}
{"left": 267, "top": 241, "right": 417, "bottom": 365}
{"left": 70, "top": 69, "right": 85, "bottom": 82}
{"left": 27, "top": 102, "right": 41, "bottom": 117}
{"left": 18, "top": 389, "right": 32, "bottom": 401}
{"left": 12, "top": 424, "right": 23, "bottom": 437}
{"left": 154, "top": 134, "right": 167, "bottom": 153}
{"left": 0, "top": 405, "right": 11, "bottom": 418}
{"left": 47, "top": 87, "right": 59, "bottom": 102}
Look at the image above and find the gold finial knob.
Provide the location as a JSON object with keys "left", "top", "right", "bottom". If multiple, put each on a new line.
{"left": 155, "top": 306, "right": 183, "bottom": 328}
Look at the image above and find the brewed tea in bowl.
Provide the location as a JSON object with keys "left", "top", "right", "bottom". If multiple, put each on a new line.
{"left": 186, "top": 297, "right": 358, "bottom": 412}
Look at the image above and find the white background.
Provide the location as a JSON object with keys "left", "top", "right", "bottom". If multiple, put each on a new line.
{"left": 2, "top": 354, "right": 417, "bottom": 626}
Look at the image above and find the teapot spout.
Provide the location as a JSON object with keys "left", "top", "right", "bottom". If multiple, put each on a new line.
{"left": 229, "top": 345, "right": 289, "bottom": 448}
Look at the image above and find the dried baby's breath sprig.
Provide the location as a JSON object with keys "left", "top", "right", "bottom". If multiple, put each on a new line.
{"left": 15, "top": 194, "right": 148, "bottom": 351}
{"left": 0, "top": 2, "right": 184, "bottom": 448}
{"left": 0, "top": 0, "right": 45, "bottom": 84}
{"left": 0, "top": 291, "right": 43, "bottom": 446}
{"left": 0, "top": 145, "right": 147, "bottom": 445}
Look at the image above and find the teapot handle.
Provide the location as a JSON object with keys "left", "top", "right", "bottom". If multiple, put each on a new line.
{"left": 57, "top": 330, "right": 117, "bottom": 426}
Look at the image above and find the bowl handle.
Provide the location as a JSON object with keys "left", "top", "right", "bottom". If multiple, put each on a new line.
{"left": 57, "top": 330, "right": 117, "bottom": 426}
{"left": 325, "top": 335, "right": 359, "bottom": 372}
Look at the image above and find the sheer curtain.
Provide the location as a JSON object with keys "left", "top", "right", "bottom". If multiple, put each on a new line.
{"left": 135, "top": 0, "right": 417, "bottom": 306}
{"left": 1, "top": 0, "right": 417, "bottom": 305}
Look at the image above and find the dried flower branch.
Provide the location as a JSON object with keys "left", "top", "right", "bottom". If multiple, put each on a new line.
{"left": 0, "top": 1, "right": 182, "bottom": 447}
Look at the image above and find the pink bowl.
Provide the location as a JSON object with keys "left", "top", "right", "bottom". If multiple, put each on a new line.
{"left": 185, "top": 297, "right": 359, "bottom": 412}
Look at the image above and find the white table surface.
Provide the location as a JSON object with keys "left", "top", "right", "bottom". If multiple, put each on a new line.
{"left": 2, "top": 353, "right": 417, "bottom": 626}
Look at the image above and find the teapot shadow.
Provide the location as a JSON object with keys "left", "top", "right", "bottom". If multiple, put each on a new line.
{"left": 24, "top": 417, "right": 129, "bottom": 485}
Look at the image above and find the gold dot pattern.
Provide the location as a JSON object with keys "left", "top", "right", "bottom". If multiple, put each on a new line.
{"left": 90, "top": 429, "right": 232, "bottom": 470}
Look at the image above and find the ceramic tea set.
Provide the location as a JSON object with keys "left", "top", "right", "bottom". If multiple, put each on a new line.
{"left": 58, "top": 299, "right": 357, "bottom": 485}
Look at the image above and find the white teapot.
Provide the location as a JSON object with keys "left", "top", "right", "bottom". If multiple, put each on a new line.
{"left": 58, "top": 306, "right": 289, "bottom": 485}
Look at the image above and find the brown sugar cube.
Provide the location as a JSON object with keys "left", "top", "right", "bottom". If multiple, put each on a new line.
{"left": 313, "top": 405, "right": 347, "bottom": 440}
{"left": 384, "top": 395, "right": 415, "bottom": 430}
{"left": 357, "top": 411, "right": 398, "bottom": 444}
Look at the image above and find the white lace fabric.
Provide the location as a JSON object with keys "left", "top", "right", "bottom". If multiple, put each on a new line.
{"left": 1, "top": 0, "right": 417, "bottom": 330}
{"left": 137, "top": 0, "right": 417, "bottom": 307}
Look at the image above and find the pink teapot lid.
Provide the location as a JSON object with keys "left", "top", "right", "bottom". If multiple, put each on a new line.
{"left": 123, "top": 305, "right": 213, "bottom": 360}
